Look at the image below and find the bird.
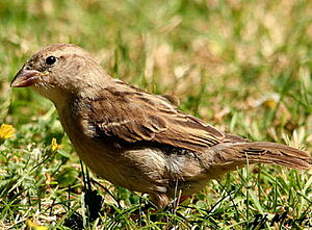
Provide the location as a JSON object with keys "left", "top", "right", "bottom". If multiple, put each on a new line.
{"left": 10, "top": 44, "right": 312, "bottom": 208}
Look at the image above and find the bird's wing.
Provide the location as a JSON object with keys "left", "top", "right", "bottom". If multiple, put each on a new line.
{"left": 85, "top": 85, "right": 229, "bottom": 153}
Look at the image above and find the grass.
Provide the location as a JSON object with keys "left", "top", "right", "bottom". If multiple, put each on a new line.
{"left": 0, "top": 0, "right": 311, "bottom": 229}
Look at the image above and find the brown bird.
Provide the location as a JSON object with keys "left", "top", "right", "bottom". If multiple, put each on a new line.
{"left": 11, "top": 44, "right": 311, "bottom": 208}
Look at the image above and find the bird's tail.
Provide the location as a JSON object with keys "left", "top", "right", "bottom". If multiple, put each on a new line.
{"left": 209, "top": 142, "right": 311, "bottom": 176}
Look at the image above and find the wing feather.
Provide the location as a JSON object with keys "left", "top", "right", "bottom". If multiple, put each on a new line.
{"left": 84, "top": 84, "right": 230, "bottom": 152}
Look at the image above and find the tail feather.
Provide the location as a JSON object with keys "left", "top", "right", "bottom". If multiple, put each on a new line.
{"left": 212, "top": 142, "right": 312, "bottom": 171}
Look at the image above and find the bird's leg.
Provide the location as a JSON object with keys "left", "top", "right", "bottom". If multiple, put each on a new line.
{"left": 150, "top": 193, "right": 170, "bottom": 209}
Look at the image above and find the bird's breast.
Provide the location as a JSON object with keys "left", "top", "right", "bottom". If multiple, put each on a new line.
{"left": 55, "top": 103, "right": 212, "bottom": 196}
{"left": 56, "top": 105, "right": 167, "bottom": 193}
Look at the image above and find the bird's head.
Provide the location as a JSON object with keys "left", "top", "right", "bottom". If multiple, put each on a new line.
{"left": 11, "top": 44, "right": 109, "bottom": 105}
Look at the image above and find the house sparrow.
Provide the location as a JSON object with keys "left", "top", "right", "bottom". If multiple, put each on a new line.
{"left": 11, "top": 44, "right": 311, "bottom": 208}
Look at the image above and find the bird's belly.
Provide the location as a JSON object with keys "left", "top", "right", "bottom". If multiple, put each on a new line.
{"left": 72, "top": 138, "right": 168, "bottom": 193}
{"left": 60, "top": 113, "right": 210, "bottom": 196}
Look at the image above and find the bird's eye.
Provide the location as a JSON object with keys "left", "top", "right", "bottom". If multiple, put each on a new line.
{"left": 46, "top": 56, "right": 56, "bottom": 65}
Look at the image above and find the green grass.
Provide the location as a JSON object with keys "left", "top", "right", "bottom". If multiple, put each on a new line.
{"left": 0, "top": 0, "right": 312, "bottom": 229}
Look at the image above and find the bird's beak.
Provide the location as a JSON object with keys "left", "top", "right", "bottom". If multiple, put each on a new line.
{"left": 10, "top": 68, "right": 43, "bottom": 88}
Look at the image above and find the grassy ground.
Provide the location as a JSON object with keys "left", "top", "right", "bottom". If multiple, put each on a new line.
{"left": 0, "top": 0, "right": 311, "bottom": 229}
